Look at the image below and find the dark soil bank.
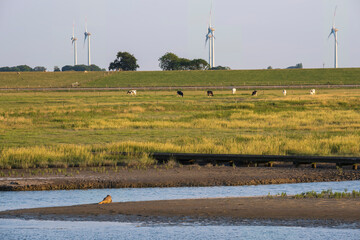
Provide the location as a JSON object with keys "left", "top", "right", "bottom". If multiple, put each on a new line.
{"left": 1, "top": 165, "right": 359, "bottom": 191}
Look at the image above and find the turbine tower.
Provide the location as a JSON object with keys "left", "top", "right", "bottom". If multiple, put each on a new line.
{"left": 84, "top": 20, "right": 91, "bottom": 66}
{"left": 205, "top": 9, "right": 215, "bottom": 69}
{"left": 328, "top": 7, "right": 339, "bottom": 68}
{"left": 71, "top": 23, "right": 78, "bottom": 65}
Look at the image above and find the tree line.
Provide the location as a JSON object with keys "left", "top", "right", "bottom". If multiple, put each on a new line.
{"left": 0, "top": 64, "right": 106, "bottom": 72}
{"left": 60, "top": 64, "right": 104, "bottom": 72}
{"left": 1, "top": 51, "right": 228, "bottom": 72}
{"left": 0, "top": 65, "right": 47, "bottom": 72}
{"left": 108, "top": 52, "right": 226, "bottom": 71}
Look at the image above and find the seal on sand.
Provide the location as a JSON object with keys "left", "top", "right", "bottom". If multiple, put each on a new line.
{"left": 98, "top": 195, "right": 112, "bottom": 204}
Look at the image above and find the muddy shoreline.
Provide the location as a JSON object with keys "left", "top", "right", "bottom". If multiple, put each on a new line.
{"left": 1, "top": 165, "right": 359, "bottom": 191}
{"left": 1, "top": 197, "right": 360, "bottom": 227}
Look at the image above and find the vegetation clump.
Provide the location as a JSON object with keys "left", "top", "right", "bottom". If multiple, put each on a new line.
{"left": 294, "top": 189, "right": 360, "bottom": 199}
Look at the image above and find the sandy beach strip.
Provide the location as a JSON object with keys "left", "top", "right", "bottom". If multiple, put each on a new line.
{"left": 1, "top": 165, "right": 359, "bottom": 191}
{"left": 1, "top": 197, "right": 360, "bottom": 222}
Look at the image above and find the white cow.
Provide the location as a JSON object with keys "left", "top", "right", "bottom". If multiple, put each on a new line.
{"left": 232, "top": 88, "right": 236, "bottom": 95}
{"left": 310, "top": 89, "right": 316, "bottom": 95}
{"left": 283, "top": 89, "right": 287, "bottom": 96}
{"left": 127, "top": 90, "right": 137, "bottom": 96}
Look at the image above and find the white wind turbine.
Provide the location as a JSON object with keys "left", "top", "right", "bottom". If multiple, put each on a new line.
{"left": 328, "top": 7, "right": 339, "bottom": 68}
{"left": 71, "top": 23, "right": 78, "bottom": 65}
{"left": 205, "top": 9, "right": 215, "bottom": 69}
{"left": 84, "top": 20, "right": 91, "bottom": 66}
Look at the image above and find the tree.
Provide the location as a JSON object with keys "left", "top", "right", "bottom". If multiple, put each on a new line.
{"left": 0, "top": 65, "right": 32, "bottom": 72}
{"left": 17, "top": 65, "right": 33, "bottom": 71}
{"left": 73, "top": 65, "right": 88, "bottom": 71}
{"left": 61, "top": 65, "right": 74, "bottom": 71}
{"left": 61, "top": 64, "right": 103, "bottom": 72}
{"left": 190, "top": 59, "right": 208, "bottom": 70}
{"left": 159, "top": 52, "right": 180, "bottom": 70}
{"left": 109, "top": 52, "right": 139, "bottom": 71}
{"left": 210, "top": 66, "right": 231, "bottom": 70}
{"left": 88, "top": 64, "right": 103, "bottom": 71}
{"left": 158, "top": 52, "right": 208, "bottom": 71}
{"left": 287, "top": 63, "right": 303, "bottom": 69}
{"left": 33, "top": 66, "right": 46, "bottom": 72}
{"left": 267, "top": 66, "right": 273, "bottom": 70}
{"left": 0, "top": 67, "right": 15, "bottom": 72}
{"left": 54, "top": 66, "right": 61, "bottom": 72}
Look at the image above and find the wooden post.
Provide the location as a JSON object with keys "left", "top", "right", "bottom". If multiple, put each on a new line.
{"left": 267, "top": 162, "right": 273, "bottom": 167}
{"left": 311, "top": 163, "right": 317, "bottom": 169}
{"left": 353, "top": 164, "right": 358, "bottom": 170}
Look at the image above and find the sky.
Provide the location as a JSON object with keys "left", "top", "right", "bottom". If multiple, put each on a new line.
{"left": 0, "top": 0, "right": 359, "bottom": 71}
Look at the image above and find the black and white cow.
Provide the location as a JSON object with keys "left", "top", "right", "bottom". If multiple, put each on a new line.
{"left": 127, "top": 90, "right": 137, "bottom": 96}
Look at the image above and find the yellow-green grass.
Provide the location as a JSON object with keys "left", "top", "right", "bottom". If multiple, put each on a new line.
{"left": 0, "top": 88, "right": 359, "bottom": 168}
{"left": 1, "top": 68, "right": 360, "bottom": 88}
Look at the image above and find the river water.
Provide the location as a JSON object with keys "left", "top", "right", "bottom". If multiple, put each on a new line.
{"left": 1, "top": 180, "right": 360, "bottom": 240}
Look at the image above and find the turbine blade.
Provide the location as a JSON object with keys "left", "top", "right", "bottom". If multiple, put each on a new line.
{"left": 85, "top": 17, "right": 88, "bottom": 32}
{"left": 210, "top": 0, "right": 213, "bottom": 26}
{"left": 332, "top": 6, "right": 337, "bottom": 27}
{"left": 328, "top": 31, "right": 333, "bottom": 38}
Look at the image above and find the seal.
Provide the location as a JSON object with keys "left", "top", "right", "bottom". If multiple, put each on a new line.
{"left": 98, "top": 195, "right": 112, "bottom": 204}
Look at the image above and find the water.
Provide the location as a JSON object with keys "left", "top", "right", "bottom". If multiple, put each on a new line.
{"left": 0, "top": 181, "right": 360, "bottom": 239}
{"left": 1, "top": 180, "right": 359, "bottom": 211}
{"left": 1, "top": 219, "right": 360, "bottom": 240}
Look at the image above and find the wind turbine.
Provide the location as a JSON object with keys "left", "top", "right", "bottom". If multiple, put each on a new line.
{"left": 328, "top": 7, "right": 339, "bottom": 68}
{"left": 71, "top": 23, "right": 77, "bottom": 65}
{"left": 205, "top": 8, "right": 215, "bottom": 69}
{"left": 84, "top": 19, "right": 91, "bottom": 66}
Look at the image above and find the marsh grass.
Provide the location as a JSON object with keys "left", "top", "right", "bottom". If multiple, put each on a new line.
{"left": 0, "top": 89, "right": 360, "bottom": 169}
{"left": 294, "top": 189, "right": 360, "bottom": 199}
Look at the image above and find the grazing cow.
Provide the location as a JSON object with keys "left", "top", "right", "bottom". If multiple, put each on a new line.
{"left": 283, "top": 89, "right": 287, "bottom": 96}
{"left": 251, "top": 90, "right": 257, "bottom": 96}
{"left": 310, "top": 89, "right": 316, "bottom": 95}
{"left": 98, "top": 195, "right": 112, "bottom": 204}
{"left": 232, "top": 88, "right": 236, "bottom": 95}
{"left": 207, "top": 90, "right": 214, "bottom": 97}
{"left": 127, "top": 90, "right": 137, "bottom": 96}
{"left": 177, "top": 91, "right": 184, "bottom": 97}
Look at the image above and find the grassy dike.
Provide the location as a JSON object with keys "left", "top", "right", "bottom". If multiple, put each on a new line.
{"left": 1, "top": 68, "right": 360, "bottom": 88}
{"left": 0, "top": 88, "right": 359, "bottom": 169}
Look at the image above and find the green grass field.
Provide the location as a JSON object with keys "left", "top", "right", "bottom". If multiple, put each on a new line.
{"left": 1, "top": 68, "right": 360, "bottom": 88}
{"left": 0, "top": 88, "right": 359, "bottom": 169}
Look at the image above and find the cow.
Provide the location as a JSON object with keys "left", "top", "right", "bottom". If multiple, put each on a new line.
{"left": 127, "top": 90, "right": 137, "bottom": 96}
{"left": 232, "top": 88, "right": 236, "bottom": 95}
{"left": 283, "top": 89, "right": 287, "bottom": 96}
{"left": 310, "top": 89, "right": 316, "bottom": 95}
{"left": 177, "top": 91, "right": 184, "bottom": 97}
{"left": 207, "top": 91, "right": 214, "bottom": 97}
{"left": 251, "top": 90, "right": 257, "bottom": 96}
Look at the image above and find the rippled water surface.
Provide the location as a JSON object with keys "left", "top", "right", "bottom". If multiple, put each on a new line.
{"left": 1, "top": 219, "right": 360, "bottom": 240}
{"left": 0, "top": 180, "right": 359, "bottom": 239}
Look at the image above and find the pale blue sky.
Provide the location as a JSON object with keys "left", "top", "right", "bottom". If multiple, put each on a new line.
{"left": 0, "top": 0, "right": 359, "bottom": 71}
